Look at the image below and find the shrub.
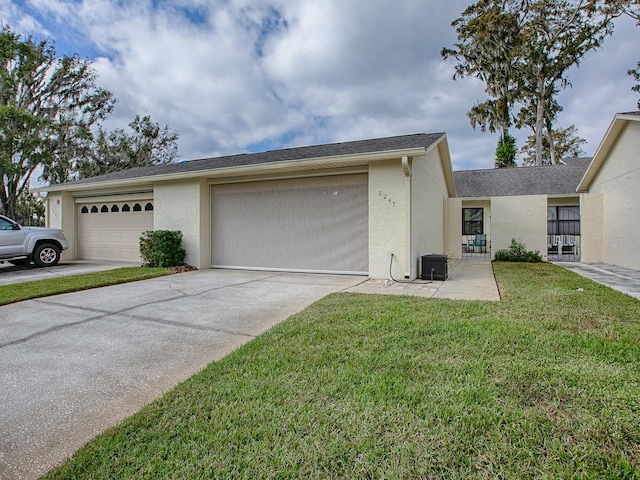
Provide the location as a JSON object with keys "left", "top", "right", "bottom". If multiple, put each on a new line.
{"left": 494, "top": 238, "right": 542, "bottom": 263}
{"left": 139, "top": 230, "right": 186, "bottom": 267}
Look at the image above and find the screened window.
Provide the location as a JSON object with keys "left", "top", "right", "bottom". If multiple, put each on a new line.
{"left": 547, "top": 206, "right": 580, "bottom": 235}
{"left": 462, "top": 208, "right": 484, "bottom": 235}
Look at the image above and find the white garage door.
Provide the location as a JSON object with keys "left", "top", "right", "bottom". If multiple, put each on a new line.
{"left": 77, "top": 201, "right": 154, "bottom": 262}
{"left": 211, "top": 174, "right": 368, "bottom": 274}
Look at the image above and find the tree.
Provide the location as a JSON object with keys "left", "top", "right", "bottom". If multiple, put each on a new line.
{"left": 521, "top": 125, "right": 587, "bottom": 165}
{"left": 0, "top": 26, "right": 115, "bottom": 218}
{"left": 77, "top": 115, "right": 179, "bottom": 178}
{"left": 495, "top": 133, "right": 518, "bottom": 168}
{"left": 630, "top": 62, "right": 640, "bottom": 110}
{"left": 517, "top": 1, "right": 621, "bottom": 165}
{"left": 444, "top": 1, "right": 624, "bottom": 166}
{"left": 442, "top": 2, "right": 524, "bottom": 138}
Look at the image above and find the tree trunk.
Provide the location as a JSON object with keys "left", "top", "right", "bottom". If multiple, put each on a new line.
{"left": 534, "top": 75, "right": 545, "bottom": 167}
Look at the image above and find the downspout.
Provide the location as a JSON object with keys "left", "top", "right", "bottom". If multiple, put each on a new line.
{"left": 402, "top": 155, "right": 411, "bottom": 279}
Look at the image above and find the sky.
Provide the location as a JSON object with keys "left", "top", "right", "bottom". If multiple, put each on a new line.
{"left": 1, "top": 0, "right": 638, "bottom": 171}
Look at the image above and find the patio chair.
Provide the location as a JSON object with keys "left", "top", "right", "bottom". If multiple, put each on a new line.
{"left": 471, "top": 233, "right": 487, "bottom": 253}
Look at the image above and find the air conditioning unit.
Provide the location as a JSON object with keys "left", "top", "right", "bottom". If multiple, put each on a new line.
{"left": 420, "top": 254, "right": 448, "bottom": 281}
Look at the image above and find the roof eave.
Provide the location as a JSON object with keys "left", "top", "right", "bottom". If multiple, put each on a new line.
{"left": 35, "top": 146, "right": 429, "bottom": 193}
{"left": 578, "top": 113, "right": 640, "bottom": 192}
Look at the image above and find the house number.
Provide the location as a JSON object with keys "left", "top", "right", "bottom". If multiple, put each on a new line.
{"left": 378, "top": 190, "right": 395, "bottom": 207}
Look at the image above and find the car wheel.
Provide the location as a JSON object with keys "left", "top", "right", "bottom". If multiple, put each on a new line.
{"left": 33, "top": 243, "right": 61, "bottom": 267}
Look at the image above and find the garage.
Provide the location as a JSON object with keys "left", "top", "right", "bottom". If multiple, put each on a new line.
{"left": 77, "top": 200, "right": 154, "bottom": 261}
{"left": 211, "top": 174, "right": 368, "bottom": 274}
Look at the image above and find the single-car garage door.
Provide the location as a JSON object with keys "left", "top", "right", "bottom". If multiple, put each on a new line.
{"left": 211, "top": 174, "right": 368, "bottom": 274}
{"left": 77, "top": 200, "right": 154, "bottom": 261}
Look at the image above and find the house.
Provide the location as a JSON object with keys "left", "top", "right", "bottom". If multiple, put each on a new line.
{"left": 450, "top": 158, "right": 591, "bottom": 261}
{"left": 38, "top": 111, "right": 640, "bottom": 277}
{"left": 40, "top": 133, "right": 455, "bottom": 280}
{"left": 577, "top": 111, "right": 640, "bottom": 270}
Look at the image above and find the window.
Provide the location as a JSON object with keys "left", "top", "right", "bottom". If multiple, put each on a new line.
{"left": 100, "top": 205, "right": 109, "bottom": 213}
{"left": 0, "top": 217, "right": 15, "bottom": 230}
{"left": 91, "top": 206, "right": 98, "bottom": 213}
{"left": 144, "top": 202, "right": 153, "bottom": 211}
{"left": 81, "top": 206, "right": 89, "bottom": 213}
{"left": 122, "top": 204, "right": 130, "bottom": 212}
{"left": 462, "top": 208, "right": 484, "bottom": 235}
{"left": 133, "top": 203, "right": 142, "bottom": 212}
{"left": 548, "top": 206, "right": 580, "bottom": 235}
{"left": 111, "top": 205, "right": 119, "bottom": 212}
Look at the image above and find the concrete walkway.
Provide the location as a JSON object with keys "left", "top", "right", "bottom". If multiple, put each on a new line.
{"left": 347, "top": 257, "right": 500, "bottom": 301}
{"left": 554, "top": 262, "right": 640, "bottom": 300}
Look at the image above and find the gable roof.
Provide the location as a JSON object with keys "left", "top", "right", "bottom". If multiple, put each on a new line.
{"left": 453, "top": 158, "right": 592, "bottom": 198}
{"left": 42, "top": 133, "right": 452, "bottom": 193}
{"left": 578, "top": 112, "right": 640, "bottom": 192}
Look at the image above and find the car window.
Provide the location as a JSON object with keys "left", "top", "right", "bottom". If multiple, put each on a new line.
{"left": 0, "top": 218, "right": 16, "bottom": 230}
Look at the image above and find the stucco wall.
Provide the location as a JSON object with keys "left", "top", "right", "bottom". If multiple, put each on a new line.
{"left": 491, "top": 195, "right": 547, "bottom": 259}
{"left": 154, "top": 178, "right": 211, "bottom": 269}
{"left": 446, "top": 198, "right": 462, "bottom": 259}
{"left": 580, "top": 193, "right": 604, "bottom": 264}
{"left": 45, "top": 192, "right": 75, "bottom": 261}
{"left": 369, "top": 159, "right": 408, "bottom": 279}
{"left": 411, "top": 150, "right": 449, "bottom": 276}
{"left": 588, "top": 121, "right": 640, "bottom": 269}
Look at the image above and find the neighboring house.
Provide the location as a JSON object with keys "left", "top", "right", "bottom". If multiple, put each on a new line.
{"left": 450, "top": 158, "right": 591, "bottom": 261}
{"left": 39, "top": 133, "right": 456, "bottom": 280}
{"left": 577, "top": 111, "right": 640, "bottom": 270}
{"left": 38, "top": 111, "right": 640, "bottom": 277}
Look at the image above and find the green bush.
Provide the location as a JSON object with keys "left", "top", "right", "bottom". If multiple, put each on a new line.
{"left": 494, "top": 238, "right": 542, "bottom": 263}
{"left": 139, "top": 230, "right": 186, "bottom": 267}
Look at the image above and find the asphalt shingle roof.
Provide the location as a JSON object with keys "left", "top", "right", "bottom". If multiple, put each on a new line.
{"left": 453, "top": 158, "right": 592, "bottom": 197}
{"left": 62, "top": 133, "right": 445, "bottom": 186}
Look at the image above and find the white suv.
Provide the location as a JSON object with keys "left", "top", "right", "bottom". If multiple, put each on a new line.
{"left": 0, "top": 215, "right": 69, "bottom": 267}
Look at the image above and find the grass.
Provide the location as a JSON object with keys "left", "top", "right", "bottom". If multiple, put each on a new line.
{"left": 43, "top": 262, "right": 640, "bottom": 479}
{"left": 0, "top": 267, "right": 170, "bottom": 305}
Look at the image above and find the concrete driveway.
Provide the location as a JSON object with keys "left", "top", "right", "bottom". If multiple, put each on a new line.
{"left": 0, "top": 269, "right": 365, "bottom": 480}
{"left": 0, "top": 260, "right": 131, "bottom": 286}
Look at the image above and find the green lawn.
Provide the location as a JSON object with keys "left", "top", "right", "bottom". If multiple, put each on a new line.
{"left": 43, "top": 262, "right": 640, "bottom": 479}
{"left": 0, "top": 267, "right": 170, "bottom": 305}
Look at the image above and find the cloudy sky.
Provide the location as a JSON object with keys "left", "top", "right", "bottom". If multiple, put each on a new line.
{"left": 2, "top": 0, "right": 638, "bottom": 170}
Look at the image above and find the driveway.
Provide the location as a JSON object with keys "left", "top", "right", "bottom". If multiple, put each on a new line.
{"left": 0, "top": 269, "right": 365, "bottom": 480}
{"left": 0, "top": 260, "right": 131, "bottom": 286}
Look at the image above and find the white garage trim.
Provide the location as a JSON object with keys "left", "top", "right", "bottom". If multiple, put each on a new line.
{"left": 211, "top": 174, "right": 368, "bottom": 275}
{"left": 77, "top": 200, "right": 154, "bottom": 262}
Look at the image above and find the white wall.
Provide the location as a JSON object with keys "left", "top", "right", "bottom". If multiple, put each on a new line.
{"left": 411, "top": 150, "right": 449, "bottom": 276}
{"left": 154, "top": 178, "right": 211, "bottom": 269}
{"left": 580, "top": 193, "right": 604, "bottom": 264}
{"left": 369, "top": 159, "right": 408, "bottom": 279}
{"left": 588, "top": 121, "right": 640, "bottom": 269}
{"left": 491, "top": 195, "right": 547, "bottom": 259}
{"left": 45, "top": 192, "right": 75, "bottom": 261}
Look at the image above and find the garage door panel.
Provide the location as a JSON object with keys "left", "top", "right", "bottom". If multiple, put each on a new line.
{"left": 211, "top": 175, "right": 368, "bottom": 274}
{"left": 78, "top": 201, "right": 153, "bottom": 262}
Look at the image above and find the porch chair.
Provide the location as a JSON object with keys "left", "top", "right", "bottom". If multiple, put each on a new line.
{"left": 471, "top": 233, "right": 487, "bottom": 253}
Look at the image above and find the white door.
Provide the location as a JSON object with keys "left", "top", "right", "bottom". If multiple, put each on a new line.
{"left": 211, "top": 174, "right": 368, "bottom": 274}
{"left": 77, "top": 201, "right": 154, "bottom": 261}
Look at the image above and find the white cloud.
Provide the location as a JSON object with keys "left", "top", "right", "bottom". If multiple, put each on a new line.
{"left": 2, "top": 0, "right": 639, "bottom": 169}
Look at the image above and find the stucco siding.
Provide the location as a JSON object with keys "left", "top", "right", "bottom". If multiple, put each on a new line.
{"left": 446, "top": 198, "right": 462, "bottom": 259}
{"left": 491, "top": 195, "right": 547, "bottom": 259}
{"left": 369, "top": 159, "right": 407, "bottom": 279}
{"left": 588, "top": 121, "right": 640, "bottom": 269}
{"left": 580, "top": 193, "right": 604, "bottom": 263}
{"left": 154, "top": 179, "right": 210, "bottom": 269}
{"left": 46, "top": 192, "right": 74, "bottom": 261}
{"left": 411, "top": 150, "right": 448, "bottom": 277}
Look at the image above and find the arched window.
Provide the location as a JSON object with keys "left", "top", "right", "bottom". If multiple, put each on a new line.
{"left": 144, "top": 202, "right": 153, "bottom": 211}
{"left": 81, "top": 206, "right": 89, "bottom": 213}
{"left": 91, "top": 206, "right": 99, "bottom": 213}
{"left": 101, "top": 205, "right": 109, "bottom": 213}
{"left": 133, "top": 203, "right": 142, "bottom": 212}
{"left": 111, "top": 205, "right": 119, "bottom": 212}
{"left": 122, "top": 204, "right": 130, "bottom": 212}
